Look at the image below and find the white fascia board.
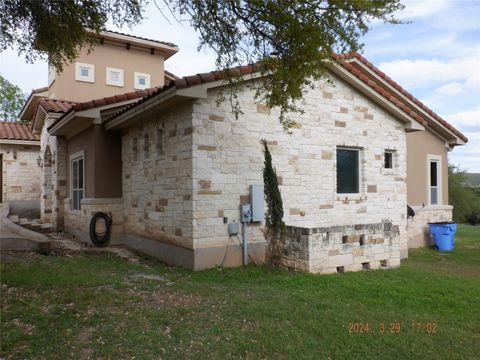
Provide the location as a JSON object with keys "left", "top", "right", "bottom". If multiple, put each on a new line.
{"left": 0, "top": 139, "right": 40, "bottom": 146}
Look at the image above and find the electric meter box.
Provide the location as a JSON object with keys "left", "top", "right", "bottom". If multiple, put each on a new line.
{"left": 250, "top": 184, "right": 265, "bottom": 222}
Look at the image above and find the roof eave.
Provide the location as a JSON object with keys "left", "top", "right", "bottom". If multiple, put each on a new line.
{"left": 99, "top": 31, "right": 179, "bottom": 60}
{"left": 48, "top": 99, "right": 140, "bottom": 137}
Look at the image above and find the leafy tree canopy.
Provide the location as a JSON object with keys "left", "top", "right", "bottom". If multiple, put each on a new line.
{"left": 0, "top": 75, "right": 27, "bottom": 121}
{"left": 1, "top": 0, "right": 404, "bottom": 128}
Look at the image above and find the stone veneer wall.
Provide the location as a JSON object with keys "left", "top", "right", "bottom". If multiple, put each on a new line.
{"left": 0, "top": 143, "right": 41, "bottom": 201}
{"left": 283, "top": 222, "right": 401, "bottom": 274}
{"left": 64, "top": 198, "right": 124, "bottom": 244}
{"left": 407, "top": 205, "right": 453, "bottom": 248}
{"left": 40, "top": 116, "right": 67, "bottom": 229}
{"left": 189, "top": 74, "right": 408, "bottom": 270}
{"left": 121, "top": 105, "right": 195, "bottom": 251}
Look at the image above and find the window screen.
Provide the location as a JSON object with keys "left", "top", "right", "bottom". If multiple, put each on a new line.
{"left": 337, "top": 149, "right": 359, "bottom": 194}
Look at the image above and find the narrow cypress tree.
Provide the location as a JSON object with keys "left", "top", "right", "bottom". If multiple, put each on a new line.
{"left": 262, "top": 139, "right": 285, "bottom": 264}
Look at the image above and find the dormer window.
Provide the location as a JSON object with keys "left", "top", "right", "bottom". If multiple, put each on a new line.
{"left": 75, "top": 62, "right": 95, "bottom": 83}
{"left": 134, "top": 72, "right": 151, "bottom": 90}
{"left": 106, "top": 67, "right": 124, "bottom": 87}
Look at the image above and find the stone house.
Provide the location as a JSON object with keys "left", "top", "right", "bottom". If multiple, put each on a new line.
{"left": 16, "top": 32, "right": 467, "bottom": 273}
{"left": 0, "top": 121, "right": 41, "bottom": 215}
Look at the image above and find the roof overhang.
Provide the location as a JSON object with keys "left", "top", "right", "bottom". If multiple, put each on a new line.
{"left": 99, "top": 31, "right": 179, "bottom": 60}
{"left": 105, "top": 74, "right": 261, "bottom": 131}
{"left": 18, "top": 90, "right": 48, "bottom": 122}
{"left": 328, "top": 62, "right": 425, "bottom": 132}
{"left": 49, "top": 99, "right": 139, "bottom": 138}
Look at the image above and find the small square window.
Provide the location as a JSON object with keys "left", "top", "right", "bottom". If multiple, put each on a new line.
{"left": 106, "top": 67, "right": 124, "bottom": 87}
{"left": 75, "top": 62, "right": 94, "bottom": 83}
{"left": 134, "top": 72, "right": 151, "bottom": 89}
{"left": 384, "top": 151, "right": 395, "bottom": 169}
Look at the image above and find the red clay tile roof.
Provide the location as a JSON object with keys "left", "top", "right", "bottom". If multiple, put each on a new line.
{"left": 335, "top": 52, "right": 468, "bottom": 143}
{"left": 104, "top": 57, "right": 467, "bottom": 143}
{"left": 0, "top": 121, "right": 40, "bottom": 141}
{"left": 46, "top": 87, "right": 163, "bottom": 132}
{"left": 104, "top": 65, "right": 256, "bottom": 122}
{"left": 38, "top": 99, "right": 76, "bottom": 113}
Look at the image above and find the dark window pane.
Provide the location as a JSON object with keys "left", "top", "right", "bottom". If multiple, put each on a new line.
{"left": 430, "top": 161, "right": 438, "bottom": 186}
{"left": 384, "top": 152, "right": 393, "bottom": 169}
{"left": 337, "top": 149, "right": 359, "bottom": 193}
{"left": 73, "top": 160, "right": 78, "bottom": 188}
{"left": 78, "top": 159, "right": 83, "bottom": 188}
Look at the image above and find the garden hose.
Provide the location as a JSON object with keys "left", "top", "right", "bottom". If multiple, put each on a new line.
{"left": 89, "top": 212, "right": 112, "bottom": 247}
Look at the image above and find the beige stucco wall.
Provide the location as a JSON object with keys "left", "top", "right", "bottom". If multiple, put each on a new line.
{"left": 65, "top": 125, "right": 122, "bottom": 199}
{"left": 0, "top": 143, "right": 41, "bottom": 202}
{"left": 406, "top": 130, "right": 449, "bottom": 206}
{"left": 49, "top": 41, "right": 165, "bottom": 102}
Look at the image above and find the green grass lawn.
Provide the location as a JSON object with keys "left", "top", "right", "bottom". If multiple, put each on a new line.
{"left": 1, "top": 225, "right": 479, "bottom": 359}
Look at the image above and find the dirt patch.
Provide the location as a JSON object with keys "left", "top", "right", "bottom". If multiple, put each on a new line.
{"left": 9, "top": 318, "right": 36, "bottom": 335}
{"left": 77, "top": 327, "right": 94, "bottom": 343}
{"left": 44, "top": 233, "right": 141, "bottom": 263}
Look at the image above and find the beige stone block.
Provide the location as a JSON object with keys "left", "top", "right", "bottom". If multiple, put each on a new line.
{"left": 256, "top": 104, "right": 270, "bottom": 114}
{"left": 289, "top": 208, "right": 301, "bottom": 215}
{"left": 321, "top": 151, "right": 333, "bottom": 160}
{"left": 335, "top": 121, "right": 346, "bottom": 128}
{"left": 319, "top": 204, "right": 333, "bottom": 209}
{"left": 209, "top": 115, "right": 224, "bottom": 122}
{"left": 197, "top": 145, "right": 217, "bottom": 151}
{"left": 345, "top": 264, "right": 363, "bottom": 272}
{"left": 367, "top": 185, "right": 377, "bottom": 193}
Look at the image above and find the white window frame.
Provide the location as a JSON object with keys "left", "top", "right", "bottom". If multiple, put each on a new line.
{"left": 106, "top": 67, "right": 124, "bottom": 87}
{"left": 75, "top": 62, "right": 95, "bottom": 83}
{"left": 134, "top": 72, "right": 151, "bottom": 90}
{"left": 427, "top": 154, "right": 442, "bottom": 205}
{"left": 336, "top": 147, "right": 361, "bottom": 195}
{"left": 70, "top": 150, "right": 85, "bottom": 211}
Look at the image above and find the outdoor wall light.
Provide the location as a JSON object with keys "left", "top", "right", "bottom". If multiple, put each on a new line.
{"left": 36, "top": 155, "right": 42, "bottom": 167}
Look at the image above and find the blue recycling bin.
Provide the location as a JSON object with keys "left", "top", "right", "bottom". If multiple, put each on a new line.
{"left": 428, "top": 222, "right": 456, "bottom": 251}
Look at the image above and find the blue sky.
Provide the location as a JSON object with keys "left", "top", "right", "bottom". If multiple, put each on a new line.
{"left": 0, "top": 0, "right": 478, "bottom": 171}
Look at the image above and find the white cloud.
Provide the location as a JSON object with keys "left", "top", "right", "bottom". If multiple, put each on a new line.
{"left": 447, "top": 108, "right": 480, "bottom": 172}
{"left": 435, "top": 82, "right": 464, "bottom": 96}
{"left": 448, "top": 107, "right": 480, "bottom": 132}
{"left": 378, "top": 55, "right": 480, "bottom": 89}
{"left": 0, "top": 49, "right": 48, "bottom": 93}
{"left": 396, "top": 0, "right": 451, "bottom": 19}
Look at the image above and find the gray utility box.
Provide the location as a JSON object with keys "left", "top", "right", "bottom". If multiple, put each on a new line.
{"left": 250, "top": 184, "right": 265, "bottom": 222}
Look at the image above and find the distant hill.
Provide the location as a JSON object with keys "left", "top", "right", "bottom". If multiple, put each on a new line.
{"left": 464, "top": 173, "right": 480, "bottom": 187}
